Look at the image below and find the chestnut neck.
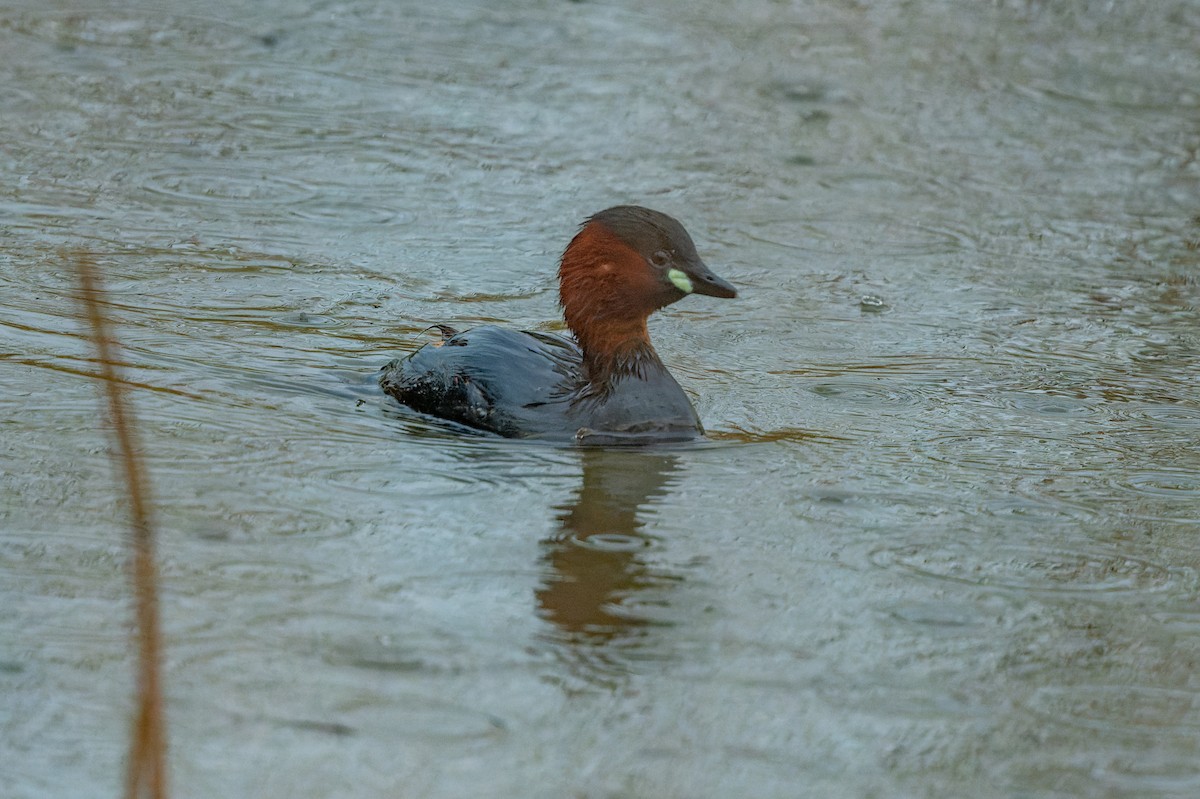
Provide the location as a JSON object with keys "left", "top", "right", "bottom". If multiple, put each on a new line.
{"left": 558, "top": 222, "right": 665, "bottom": 388}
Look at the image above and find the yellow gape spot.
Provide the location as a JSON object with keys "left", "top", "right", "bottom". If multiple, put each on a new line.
{"left": 667, "top": 268, "right": 693, "bottom": 294}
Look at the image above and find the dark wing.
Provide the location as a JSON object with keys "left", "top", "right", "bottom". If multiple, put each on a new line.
{"left": 380, "top": 325, "right": 585, "bottom": 437}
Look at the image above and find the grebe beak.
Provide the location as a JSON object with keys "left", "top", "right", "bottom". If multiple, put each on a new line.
{"left": 675, "top": 258, "right": 737, "bottom": 299}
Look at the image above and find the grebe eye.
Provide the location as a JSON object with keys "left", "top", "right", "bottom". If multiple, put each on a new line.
{"left": 651, "top": 250, "right": 671, "bottom": 267}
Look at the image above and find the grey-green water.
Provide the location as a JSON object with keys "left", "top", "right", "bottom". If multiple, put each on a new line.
{"left": 2, "top": 1, "right": 1199, "bottom": 796}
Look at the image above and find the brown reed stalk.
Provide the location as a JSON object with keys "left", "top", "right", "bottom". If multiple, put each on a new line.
{"left": 74, "top": 253, "right": 169, "bottom": 799}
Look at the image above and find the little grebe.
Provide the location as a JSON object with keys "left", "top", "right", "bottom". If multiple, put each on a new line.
{"left": 380, "top": 205, "right": 736, "bottom": 443}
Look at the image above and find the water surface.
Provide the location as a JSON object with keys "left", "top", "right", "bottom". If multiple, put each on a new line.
{"left": 2, "top": 0, "right": 1199, "bottom": 796}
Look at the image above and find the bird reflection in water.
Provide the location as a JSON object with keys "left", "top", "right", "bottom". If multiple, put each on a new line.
{"left": 536, "top": 448, "right": 684, "bottom": 685}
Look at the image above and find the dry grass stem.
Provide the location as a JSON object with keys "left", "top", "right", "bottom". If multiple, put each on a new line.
{"left": 74, "top": 252, "right": 169, "bottom": 799}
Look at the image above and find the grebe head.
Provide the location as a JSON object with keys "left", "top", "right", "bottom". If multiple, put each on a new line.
{"left": 558, "top": 206, "right": 736, "bottom": 362}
